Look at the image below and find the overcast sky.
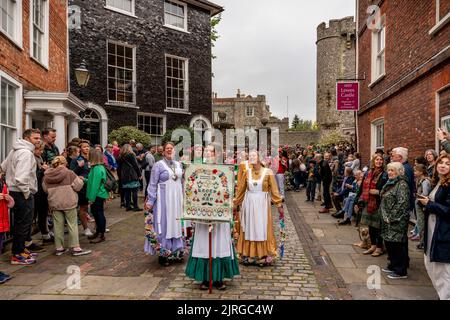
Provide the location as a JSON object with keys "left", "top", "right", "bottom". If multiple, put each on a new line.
{"left": 212, "top": 0, "right": 355, "bottom": 122}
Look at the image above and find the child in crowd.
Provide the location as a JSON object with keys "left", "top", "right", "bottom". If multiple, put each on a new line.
{"left": 43, "top": 156, "right": 92, "bottom": 256}
{"left": 306, "top": 160, "right": 318, "bottom": 202}
{"left": 0, "top": 172, "right": 14, "bottom": 283}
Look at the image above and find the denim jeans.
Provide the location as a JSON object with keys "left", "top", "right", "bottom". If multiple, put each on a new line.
{"left": 343, "top": 195, "right": 356, "bottom": 219}
{"left": 276, "top": 173, "right": 286, "bottom": 198}
{"left": 91, "top": 197, "right": 106, "bottom": 234}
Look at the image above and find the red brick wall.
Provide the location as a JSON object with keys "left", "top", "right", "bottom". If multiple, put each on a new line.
{"left": 358, "top": 0, "right": 449, "bottom": 108}
{"left": 0, "top": 0, "right": 67, "bottom": 92}
{"left": 357, "top": 0, "right": 450, "bottom": 164}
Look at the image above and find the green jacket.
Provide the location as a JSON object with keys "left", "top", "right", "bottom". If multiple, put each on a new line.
{"left": 86, "top": 165, "right": 109, "bottom": 202}
{"left": 380, "top": 176, "right": 410, "bottom": 242}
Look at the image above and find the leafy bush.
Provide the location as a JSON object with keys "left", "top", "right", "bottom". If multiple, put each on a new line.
{"left": 318, "top": 130, "right": 350, "bottom": 147}
{"left": 108, "top": 126, "right": 151, "bottom": 146}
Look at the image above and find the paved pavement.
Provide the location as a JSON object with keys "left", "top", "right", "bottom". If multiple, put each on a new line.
{"left": 0, "top": 191, "right": 438, "bottom": 300}
{"left": 286, "top": 191, "right": 439, "bottom": 300}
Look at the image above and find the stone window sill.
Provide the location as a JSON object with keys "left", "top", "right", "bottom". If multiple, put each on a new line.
{"left": 105, "top": 102, "right": 139, "bottom": 109}
{"left": 0, "top": 29, "right": 23, "bottom": 51}
{"left": 369, "top": 74, "right": 386, "bottom": 88}
{"left": 30, "top": 56, "right": 49, "bottom": 71}
{"left": 164, "top": 108, "right": 191, "bottom": 115}
{"left": 163, "top": 24, "right": 190, "bottom": 34}
{"left": 429, "top": 13, "right": 450, "bottom": 36}
{"left": 104, "top": 6, "right": 137, "bottom": 18}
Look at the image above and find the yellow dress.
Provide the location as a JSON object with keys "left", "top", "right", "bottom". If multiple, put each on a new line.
{"left": 233, "top": 165, "right": 283, "bottom": 261}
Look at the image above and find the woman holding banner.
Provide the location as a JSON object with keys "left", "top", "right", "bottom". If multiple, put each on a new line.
{"left": 185, "top": 143, "right": 240, "bottom": 291}
{"left": 144, "top": 142, "right": 184, "bottom": 266}
{"left": 234, "top": 150, "right": 284, "bottom": 266}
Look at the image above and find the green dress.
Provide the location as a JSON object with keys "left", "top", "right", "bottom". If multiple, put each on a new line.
{"left": 184, "top": 159, "right": 240, "bottom": 282}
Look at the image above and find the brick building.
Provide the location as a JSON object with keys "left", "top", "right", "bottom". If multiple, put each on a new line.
{"left": 0, "top": 0, "right": 85, "bottom": 161}
{"left": 316, "top": 17, "right": 356, "bottom": 139}
{"left": 357, "top": 0, "right": 449, "bottom": 164}
{"left": 69, "top": 0, "right": 223, "bottom": 146}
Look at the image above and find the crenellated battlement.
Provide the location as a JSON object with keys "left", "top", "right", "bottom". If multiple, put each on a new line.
{"left": 317, "top": 16, "right": 355, "bottom": 42}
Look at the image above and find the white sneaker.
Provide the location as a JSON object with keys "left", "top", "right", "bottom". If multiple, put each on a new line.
{"left": 84, "top": 228, "right": 94, "bottom": 237}
{"left": 105, "top": 228, "right": 110, "bottom": 233}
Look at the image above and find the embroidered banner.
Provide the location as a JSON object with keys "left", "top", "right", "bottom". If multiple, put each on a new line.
{"left": 183, "top": 164, "right": 235, "bottom": 223}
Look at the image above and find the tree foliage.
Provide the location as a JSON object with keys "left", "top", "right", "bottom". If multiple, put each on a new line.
{"left": 291, "top": 115, "right": 300, "bottom": 128}
{"left": 211, "top": 13, "right": 222, "bottom": 60}
{"left": 289, "top": 115, "right": 319, "bottom": 132}
{"left": 108, "top": 126, "right": 151, "bottom": 147}
{"left": 318, "top": 130, "right": 351, "bottom": 147}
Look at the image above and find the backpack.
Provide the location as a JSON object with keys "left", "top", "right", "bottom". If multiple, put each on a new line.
{"left": 103, "top": 165, "right": 118, "bottom": 193}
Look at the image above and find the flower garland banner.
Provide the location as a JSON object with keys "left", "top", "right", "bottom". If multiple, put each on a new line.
{"left": 183, "top": 163, "right": 235, "bottom": 223}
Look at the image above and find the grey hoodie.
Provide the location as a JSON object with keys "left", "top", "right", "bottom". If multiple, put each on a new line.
{"left": 1, "top": 139, "right": 37, "bottom": 199}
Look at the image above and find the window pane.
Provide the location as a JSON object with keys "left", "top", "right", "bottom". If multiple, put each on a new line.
{"left": 108, "top": 42, "right": 115, "bottom": 54}
{"left": 7, "top": 84, "right": 15, "bottom": 126}
{"left": 1, "top": 10, "right": 7, "bottom": 32}
{"left": 108, "top": 89, "right": 116, "bottom": 101}
{"left": 125, "top": 58, "right": 133, "bottom": 69}
{"left": 1, "top": 82, "right": 6, "bottom": 125}
{"left": 125, "top": 47, "right": 133, "bottom": 58}
{"left": 108, "top": 54, "right": 115, "bottom": 66}
{"left": 117, "top": 45, "right": 124, "bottom": 57}
{"left": 117, "top": 56, "right": 124, "bottom": 68}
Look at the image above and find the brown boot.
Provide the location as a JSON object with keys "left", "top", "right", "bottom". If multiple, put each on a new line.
{"left": 90, "top": 233, "right": 105, "bottom": 244}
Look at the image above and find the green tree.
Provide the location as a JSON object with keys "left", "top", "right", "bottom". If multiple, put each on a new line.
{"left": 289, "top": 118, "right": 319, "bottom": 132}
{"left": 291, "top": 115, "right": 300, "bottom": 129}
{"left": 108, "top": 126, "right": 151, "bottom": 147}
{"left": 211, "top": 13, "right": 222, "bottom": 60}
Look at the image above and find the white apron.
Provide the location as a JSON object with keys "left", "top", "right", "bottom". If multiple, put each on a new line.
{"left": 241, "top": 168, "right": 269, "bottom": 241}
{"left": 157, "top": 160, "right": 183, "bottom": 240}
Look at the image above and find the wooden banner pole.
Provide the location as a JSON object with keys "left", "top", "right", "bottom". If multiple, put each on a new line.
{"left": 209, "top": 223, "right": 213, "bottom": 294}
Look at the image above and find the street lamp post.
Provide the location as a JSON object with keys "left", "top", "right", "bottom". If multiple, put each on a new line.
{"left": 74, "top": 60, "right": 91, "bottom": 87}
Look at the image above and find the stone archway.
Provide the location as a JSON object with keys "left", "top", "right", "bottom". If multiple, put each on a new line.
{"left": 79, "top": 103, "right": 108, "bottom": 146}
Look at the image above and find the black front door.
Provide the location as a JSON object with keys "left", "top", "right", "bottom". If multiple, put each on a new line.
{"left": 79, "top": 121, "right": 100, "bottom": 145}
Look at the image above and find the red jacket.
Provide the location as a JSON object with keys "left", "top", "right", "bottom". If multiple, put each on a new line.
{"left": 0, "top": 183, "right": 10, "bottom": 233}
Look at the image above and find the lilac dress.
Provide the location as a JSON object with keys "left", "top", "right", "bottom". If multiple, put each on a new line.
{"left": 144, "top": 161, "right": 184, "bottom": 255}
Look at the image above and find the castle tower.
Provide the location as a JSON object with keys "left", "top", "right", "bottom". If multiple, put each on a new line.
{"left": 316, "top": 16, "right": 356, "bottom": 140}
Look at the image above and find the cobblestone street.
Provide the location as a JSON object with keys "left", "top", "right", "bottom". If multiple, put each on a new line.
{"left": 0, "top": 196, "right": 322, "bottom": 300}
{"left": 0, "top": 192, "right": 440, "bottom": 300}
